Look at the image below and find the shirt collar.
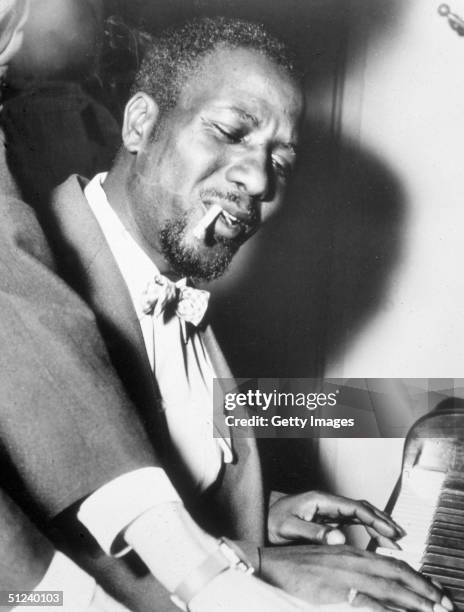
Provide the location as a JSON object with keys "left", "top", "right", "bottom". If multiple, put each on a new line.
{"left": 84, "top": 173, "right": 188, "bottom": 321}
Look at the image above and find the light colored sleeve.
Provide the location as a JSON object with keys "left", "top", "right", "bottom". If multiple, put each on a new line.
{"left": 78, "top": 467, "right": 181, "bottom": 556}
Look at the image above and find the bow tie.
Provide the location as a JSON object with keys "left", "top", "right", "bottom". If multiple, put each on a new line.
{"left": 141, "top": 274, "right": 210, "bottom": 327}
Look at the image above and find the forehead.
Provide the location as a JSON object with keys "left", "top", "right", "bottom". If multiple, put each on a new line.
{"left": 176, "top": 46, "right": 303, "bottom": 137}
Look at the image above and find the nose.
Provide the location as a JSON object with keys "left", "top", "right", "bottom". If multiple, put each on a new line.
{"left": 225, "top": 147, "right": 271, "bottom": 201}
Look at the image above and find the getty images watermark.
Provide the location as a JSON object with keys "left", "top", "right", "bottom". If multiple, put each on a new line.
{"left": 212, "top": 378, "right": 464, "bottom": 438}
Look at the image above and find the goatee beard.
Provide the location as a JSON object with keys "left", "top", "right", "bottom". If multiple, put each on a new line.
{"left": 159, "top": 216, "right": 239, "bottom": 282}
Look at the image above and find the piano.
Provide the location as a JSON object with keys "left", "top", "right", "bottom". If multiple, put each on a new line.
{"left": 373, "top": 398, "right": 464, "bottom": 609}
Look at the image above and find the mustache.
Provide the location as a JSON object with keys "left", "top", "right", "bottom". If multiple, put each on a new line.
{"left": 200, "top": 188, "right": 249, "bottom": 208}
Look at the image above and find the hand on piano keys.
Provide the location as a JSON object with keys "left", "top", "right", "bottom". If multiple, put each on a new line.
{"left": 268, "top": 490, "right": 405, "bottom": 548}
{"left": 261, "top": 542, "right": 451, "bottom": 612}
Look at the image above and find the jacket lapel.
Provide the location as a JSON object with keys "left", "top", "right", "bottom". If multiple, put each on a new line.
{"left": 48, "top": 176, "right": 164, "bottom": 441}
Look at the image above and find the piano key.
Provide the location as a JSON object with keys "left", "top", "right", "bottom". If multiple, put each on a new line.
{"left": 422, "top": 563, "right": 464, "bottom": 581}
{"left": 436, "top": 506, "right": 464, "bottom": 518}
{"left": 430, "top": 524, "right": 464, "bottom": 535}
{"left": 439, "top": 496, "right": 464, "bottom": 507}
{"left": 434, "top": 513, "right": 464, "bottom": 528}
{"left": 427, "top": 545, "right": 464, "bottom": 557}
{"left": 427, "top": 537, "right": 464, "bottom": 551}
{"left": 433, "top": 520, "right": 464, "bottom": 531}
{"left": 423, "top": 552, "right": 464, "bottom": 569}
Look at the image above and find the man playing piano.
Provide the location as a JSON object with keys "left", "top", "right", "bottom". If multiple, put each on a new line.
{"left": 37, "top": 14, "right": 453, "bottom": 612}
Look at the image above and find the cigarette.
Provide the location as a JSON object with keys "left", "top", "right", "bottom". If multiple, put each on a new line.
{"left": 193, "top": 204, "right": 222, "bottom": 239}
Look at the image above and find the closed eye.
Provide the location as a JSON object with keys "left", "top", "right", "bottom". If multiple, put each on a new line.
{"left": 211, "top": 121, "right": 245, "bottom": 144}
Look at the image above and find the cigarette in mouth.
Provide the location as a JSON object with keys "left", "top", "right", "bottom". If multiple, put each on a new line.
{"left": 193, "top": 204, "right": 223, "bottom": 239}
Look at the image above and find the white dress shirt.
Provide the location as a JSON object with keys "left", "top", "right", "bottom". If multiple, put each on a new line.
{"left": 78, "top": 173, "right": 231, "bottom": 557}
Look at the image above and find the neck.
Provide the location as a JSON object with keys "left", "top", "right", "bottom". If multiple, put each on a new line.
{"left": 102, "top": 156, "right": 175, "bottom": 276}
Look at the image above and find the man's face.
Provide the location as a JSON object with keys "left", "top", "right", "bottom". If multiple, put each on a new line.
{"left": 128, "top": 45, "right": 304, "bottom": 281}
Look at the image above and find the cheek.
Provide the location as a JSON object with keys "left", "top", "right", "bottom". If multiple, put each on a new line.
{"left": 177, "top": 132, "right": 228, "bottom": 185}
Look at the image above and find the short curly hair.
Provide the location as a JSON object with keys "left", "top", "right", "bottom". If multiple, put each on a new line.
{"left": 131, "top": 16, "right": 302, "bottom": 113}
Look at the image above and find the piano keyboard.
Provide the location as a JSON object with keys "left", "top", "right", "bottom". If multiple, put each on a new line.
{"left": 377, "top": 466, "right": 464, "bottom": 608}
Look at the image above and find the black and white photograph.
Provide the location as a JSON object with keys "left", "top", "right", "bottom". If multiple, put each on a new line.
{"left": 0, "top": 0, "right": 463, "bottom": 610}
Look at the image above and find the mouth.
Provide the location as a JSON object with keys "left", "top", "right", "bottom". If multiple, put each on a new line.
{"left": 195, "top": 190, "right": 259, "bottom": 242}
{"left": 219, "top": 208, "right": 242, "bottom": 228}
{"left": 214, "top": 205, "right": 258, "bottom": 241}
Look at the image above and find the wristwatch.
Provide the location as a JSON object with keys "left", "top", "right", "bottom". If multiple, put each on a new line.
{"left": 170, "top": 537, "right": 255, "bottom": 611}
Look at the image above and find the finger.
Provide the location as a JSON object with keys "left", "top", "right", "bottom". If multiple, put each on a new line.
{"left": 350, "top": 554, "right": 447, "bottom": 612}
{"left": 279, "top": 515, "right": 339, "bottom": 544}
{"left": 355, "top": 578, "right": 448, "bottom": 612}
{"left": 361, "top": 500, "right": 406, "bottom": 537}
{"left": 345, "top": 503, "right": 400, "bottom": 539}
{"left": 299, "top": 493, "right": 400, "bottom": 540}
{"left": 365, "top": 527, "right": 400, "bottom": 550}
{"left": 322, "top": 496, "right": 401, "bottom": 539}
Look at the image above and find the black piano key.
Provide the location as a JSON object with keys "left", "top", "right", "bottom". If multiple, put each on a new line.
{"left": 423, "top": 552, "right": 464, "bottom": 569}
{"left": 442, "top": 480, "right": 462, "bottom": 488}
{"left": 428, "top": 531, "right": 464, "bottom": 543}
{"left": 423, "top": 572, "right": 464, "bottom": 587}
{"left": 440, "top": 500, "right": 464, "bottom": 510}
{"left": 428, "top": 537, "right": 464, "bottom": 552}
{"left": 430, "top": 534, "right": 464, "bottom": 548}
{"left": 440, "top": 489, "right": 464, "bottom": 508}
{"left": 442, "top": 484, "right": 464, "bottom": 496}
{"left": 426, "top": 546, "right": 464, "bottom": 561}
{"left": 432, "top": 523, "right": 464, "bottom": 535}
{"left": 422, "top": 564, "right": 464, "bottom": 580}
{"left": 440, "top": 489, "right": 464, "bottom": 509}
{"left": 434, "top": 508, "right": 464, "bottom": 520}
{"left": 429, "top": 523, "right": 464, "bottom": 540}
{"left": 436, "top": 509, "right": 464, "bottom": 523}
{"left": 434, "top": 514, "right": 464, "bottom": 529}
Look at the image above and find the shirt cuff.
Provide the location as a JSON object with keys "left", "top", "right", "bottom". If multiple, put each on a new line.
{"left": 78, "top": 467, "right": 181, "bottom": 556}
{"left": 25, "top": 551, "right": 96, "bottom": 612}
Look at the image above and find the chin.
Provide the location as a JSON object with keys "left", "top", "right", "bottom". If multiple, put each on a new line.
{"left": 173, "top": 244, "right": 237, "bottom": 282}
{"left": 161, "top": 230, "right": 237, "bottom": 282}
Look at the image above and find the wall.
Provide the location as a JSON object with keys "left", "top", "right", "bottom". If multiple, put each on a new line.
{"left": 329, "top": 0, "right": 464, "bottom": 379}
{"left": 321, "top": 0, "right": 464, "bottom": 543}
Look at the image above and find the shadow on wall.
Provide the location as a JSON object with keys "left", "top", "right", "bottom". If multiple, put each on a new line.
{"left": 210, "top": 123, "right": 406, "bottom": 380}
{"left": 209, "top": 123, "right": 406, "bottom": 493}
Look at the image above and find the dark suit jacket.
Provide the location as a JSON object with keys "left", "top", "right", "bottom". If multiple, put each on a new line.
{"left": 0, "top": 188, "right": 199, "bottom": 608}
{"left": 0, "top": 488, "right": 54, "bottom": 599}
{"left": 0, "top": 192, "right": 161, "bottom": 513}
{"left": 41, "top": 175, "right": 265, "bottom": 609}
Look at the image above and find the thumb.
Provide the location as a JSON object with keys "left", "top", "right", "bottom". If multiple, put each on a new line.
{"left": 282, "top": 516, "right": 346, "bottom": 544}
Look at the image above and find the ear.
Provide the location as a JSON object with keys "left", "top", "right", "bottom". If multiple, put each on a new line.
{"left": 122, "top": 92, "right": 160, "bottom": 153}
